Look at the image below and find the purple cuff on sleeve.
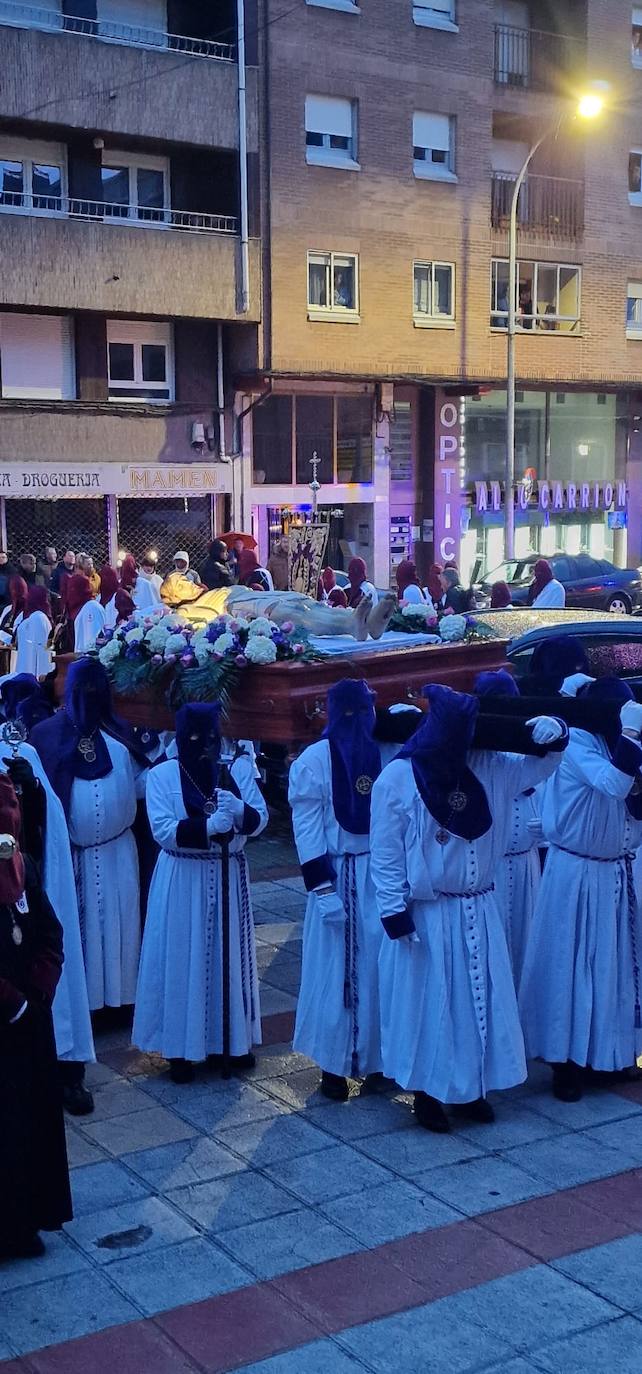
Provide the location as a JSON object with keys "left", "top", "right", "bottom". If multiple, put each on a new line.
{"left": 239, "top": 804, "right": 262, "bottom": 836}
{"left": 546, "top": 719, "right": 569, "bottom": 753}
{"left": 301, "top": 854, "right": 336, "bottom": 892}
{"left": 381, "top": 910, "right": 416, "bottom": 940}
{"left": 176, "top": 817, "right": 209, "bottom": 850}
{"left": 614, "top": 734, "right": 642, "bottom": 778}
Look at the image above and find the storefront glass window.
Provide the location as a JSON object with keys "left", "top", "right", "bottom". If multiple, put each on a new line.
{"left": 253, "top": 395, "right": 293, "bottom": 485}
{"left": 336, "top": 396, "right": 373, "bottom": 483}
{"left": 295, "top": 396, "right": 334, "bottom": 485}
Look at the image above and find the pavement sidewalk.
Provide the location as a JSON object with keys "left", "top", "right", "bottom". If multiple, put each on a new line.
{"left": 1, "top": 842, "right": 642, "bottom": 1371}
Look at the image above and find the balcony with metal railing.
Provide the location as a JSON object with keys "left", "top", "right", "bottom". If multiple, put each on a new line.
{"left": 494, "top": 23, "right": 586, "bottom": 93}
{"left": 0, "top": 190, "right": 238, "bottom": 235}
{"left": 0, "top": 0, "right": 236, "bottom": 59}
{"left": 491, "top": 170, "right": 585, "bottom": 241}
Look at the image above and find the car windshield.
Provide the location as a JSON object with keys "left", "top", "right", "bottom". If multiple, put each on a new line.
{"left": 482, "top": 560, "right": 535, "bottom": 586}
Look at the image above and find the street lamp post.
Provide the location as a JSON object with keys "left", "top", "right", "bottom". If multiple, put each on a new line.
{"left": 504, "top": 92, "right": 604, "bottom": 562}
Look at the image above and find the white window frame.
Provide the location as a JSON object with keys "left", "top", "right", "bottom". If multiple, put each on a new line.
{"left": 305, "top": 95, "right": 359, "bottom": 171}
{"left": 413, "top": 260, "right": 455, "bottom": 327}
{"left": 627, "top": 281, "right": 642, "bottom": 337}
{"left": 0, "top": 135, "right": 67, "bottom": 219}
{"left": 489, "top": 258, "right": 582, "bottom": 334}
{"left": 305, "top": 0, "right": 360, "bottom": 12}
{"left": 412, "top": 112, "right": 457, "bottom": 183}
{"left": 101, "top": 148, "right": 170, "bottom": 226}
{"left": 629, "top": 148, "right": 642, "bottom": 205}
{"left": 106, "top": 320, "right": 174, "bottom": 401}
{"left": 633, "top": 6, "right": 642, "bottom": 66}
{"left": 413, "top": 0, "right": 458, "bottom": 33}
{"left": 307, "top": 250, "right": 360, "bottom": 323}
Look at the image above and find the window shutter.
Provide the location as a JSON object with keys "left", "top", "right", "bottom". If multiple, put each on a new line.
{"left": 97, "top": 0, "right": 167, "bottom": 31}
{"left": 417, "top": 0, "right": 452, "bottom": 13}
{"left": 305, "top": 95, "right": 353, "bottom": 138}
{"left": 634, "top": 6, "right": 642, "bottom": 24}
{"left": 413, "top": 112, "right": 450, "bottom": 151}
{"left": 0, "top": 314, "right": 74, "bottom": 399}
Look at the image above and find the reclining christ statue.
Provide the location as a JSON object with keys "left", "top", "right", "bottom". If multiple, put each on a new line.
{"left": 159, "top": 574, "right": 397, "bottom": 641}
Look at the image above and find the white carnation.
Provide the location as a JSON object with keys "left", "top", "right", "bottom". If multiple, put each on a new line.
{"left": 98, "top": 639, "right": 122, "bottom": 666}
{"left": 164, "top": 613, "right": 189, "bottom": 630}
{"left": 402, "top": 603, "right": 430, "bottom": 619}
{"left": 125, "top": 627, "right": 145, "bottom": 644}
{"left": 244, "top": 635, "right": 277, "bottom": 665}
{"left": 247, "top": 616, "right": 277, "bottom": 637}
{"left": 193, "top": 642, "right": 213, "bottom": 667}
{"left": 212, "top": 632, "right": 236, "bottom": 654}
{"left": 145, "top": 622, "right": 172, "bottom": 652}
{"left": 439, "top": 614, "right": 467, "bottom": 643}
{"left": 164, "top": 632, "right": 189, "bottom": 658}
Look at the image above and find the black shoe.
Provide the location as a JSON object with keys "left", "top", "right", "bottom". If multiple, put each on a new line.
{"left": 0, "top": 1232, "right": 45, "bottom": 1260}
{"left": 552, "top": 1061, "right": 583, "bottom": 1103}
{"left": 170, "top": 1058, "right": 195, "bottom": 1084}
{"left": 455, "top": 1097, "right": 495, "bottom": 1125}
{"left": 362, "top": 1072, "right": 396, "bottom": 1094}
{"left": 414, "top": 1092, "right": 451, "bottom": 1133}
{"left": 321, "top": 1071, "right": 350, "bottom": 1101}
{"left": 207, "top": 1052, "right": 256, "bottom": 1074}
{"left": 62, "top": 1083, "right": 95, "bottom": 1116}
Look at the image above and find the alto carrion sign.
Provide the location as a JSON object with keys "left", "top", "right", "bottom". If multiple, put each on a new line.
{"left": 474, "top": 479, "right": 627, "bottom": 515}
{"left": 0, "top": 463, "right": 231, "bottom": 499}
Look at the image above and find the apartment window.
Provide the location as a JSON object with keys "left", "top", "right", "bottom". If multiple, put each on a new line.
{"left": 634, "top": 7, "right": 642, "bottom": 65}
{"left": 413, "top": 112, "right": 456, "bottom": 182}
{"left": 0, "top": 137, "right": 65, "bottom": 215}
{"left": 305, "top": 95, "right": 358, "bottom": 169}
{"left": 308, "top": 251, "right": 359, "bottom": 320}
{"left": 107, "top": 320, "right": 173, "bottom": 400}
{"left": 627, "top": 282, "right": 642, "bottom": 337}
{"left": 97, "top": 0, "right": 168, "bottom": 43}
{"left": 413, "top": 261, "right": 454, "bottom": 325}
{"left": 252, "top": 393, "right": 373, "bottom": 485}
{"left": 490, "top": 259, "right": 581, "bottom": 333}
{"left": 101, "top": 150, "right": 169, "bottom": 224}
{"left": 413, "top": 0, "right": 457, "bottom": 31}
{"left": 0, "top": 314, "right": 75, "bottom": 399}
{"left": 630, "top": 151, "right": 642, "bottom": 203}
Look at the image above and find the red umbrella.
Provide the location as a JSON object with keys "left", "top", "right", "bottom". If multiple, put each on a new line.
{"left": 219, "top": 531, "right": 257, "bottom": 551}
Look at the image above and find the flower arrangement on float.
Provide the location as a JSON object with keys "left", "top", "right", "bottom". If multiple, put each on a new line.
{"left": 94, "top": 606, "right": 322, "bottom": 707}
{"left": 387, "top": 603, "right": 495, "bottom": 645}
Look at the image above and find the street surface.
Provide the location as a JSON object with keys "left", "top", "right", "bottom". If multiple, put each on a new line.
{"left": 1, "top": 814, "right": 642, "bottom": 1372}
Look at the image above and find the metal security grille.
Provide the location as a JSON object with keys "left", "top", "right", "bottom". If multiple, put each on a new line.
{"left": 116, "top": 497, "right": 213, "bottom": 580}
{"left": 4, "top": 498, "right": 108, "bottom": 566}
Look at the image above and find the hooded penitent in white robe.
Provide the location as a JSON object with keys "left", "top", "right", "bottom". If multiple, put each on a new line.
{"left": 371, "top": 747, "right": 562, "bottom": 1104}
{"left": 73, "top": 599, "right": 106, "bottom": 652}
{"left": 14, "top": 612, "right": 52, "bottom": 678}
{"left": 104, "top": 577, "right": 159, "bottom": 628}
{"left": 494, "top": 787, "right": 542, "bottom": 988}
{"left": 0, "top": 740, "right": 94, "bottom": 1063}
{"left": 133, "top": 750, "right": 267, "bottom": 1062}
{"left": 289, "top": 738, "right": 386, "bottom": 1079}
{"left": 532, "top": 579, "right": 566, "bottom": 609}
{"left": 520, "top": 729, "right": 642, "bottom": 1071}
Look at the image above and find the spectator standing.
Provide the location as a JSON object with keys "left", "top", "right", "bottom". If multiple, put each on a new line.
{"left": 50, "top": 551, "right": 76, "bottom": 601}
{"left": 0, "top": 552, "right": 14, "bottom": 612}
{"left": 267, "top": 536, "right": 290, "bottom": 592}
{"left": 36, "top": 548, "right": 57, "bottom": 591}
{"left": 238, "top": 549, "right": 272, "bottom": 591}
{"left": 19, "top": 554, "right": 37, "bottom": 588}
{"left": 440, "top": 567, "right": 471, "bottom": 615}
{"left": 201, "top": 540, "right": 233, "bottom": 592}
{"left": 75, "top": 554, "right": 101, "bottom": 599}
{"left": 139, "top": 554, "right": 163, "bottom": 596}
{"left": 172, "top": 551, "right": 201, "bottom": 585}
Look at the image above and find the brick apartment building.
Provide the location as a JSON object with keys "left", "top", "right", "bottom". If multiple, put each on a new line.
{"left": 0, "top": 0, "right": 261, "bottom": 571}
{"left": 237, "top": 0, "right": 642, "bottom": 588}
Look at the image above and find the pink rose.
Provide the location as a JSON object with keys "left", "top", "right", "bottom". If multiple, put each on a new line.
{"left": 281, "top": 620, "right": 294, "bottom": 633}
{"left": 235, "top": 654, "right": 247, "bottom": 667}
{"left": 293, "top": 643, "right": 304, "bottom": 655}
{"left": 151, "top": 653, "right": 163, "bottom": 665}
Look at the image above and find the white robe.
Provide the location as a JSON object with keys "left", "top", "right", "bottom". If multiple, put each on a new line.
{"left": 68, "top": 733, "right": 141, "bottom": 1010}
{"left": 133, "top": 752, "right": 267, "bottom": 1062}
{"left": 73, "top": 599, "right": 106, "bottom": 652}
{"left": 289, "top": 738, "right": 384, "bottom": 1079}
{"left": 494, "top": 788, "right": 542, "bottom": 988}
{"left": 520, "top": 729, "right": 642, "bottom": 1071}
{"left": 14, "top": 611, "right": 52, "bottom": 677}
{"left": 371, "top": 747, "right": 561, "bottom": 1104}
{"left": 0, "top": 740, "right": 94, "bottom": 1063}
{"left": 104, "top": 577, "right": 159, "bottom": 628}
{"left": 532, "top": 579, "right": 566, "bottom": 609}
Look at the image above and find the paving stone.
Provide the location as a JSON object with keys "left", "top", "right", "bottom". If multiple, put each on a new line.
{"left": 258, "top": 987, "right": 299, "bottom": 1016}
{"left": 215, "top": 1114, "right": 334, "bottom": 1166}
{"left": 84, "top": 1062, "right": 121, "bottom": 1088}
{"left": 250, "top": 1048, "right": 313, "bottom": 1080}
{"left": 157, "top": 1281, "right": 318, "bottom": 1373}
{"left": 174, "top": 1083, "right": 291, "bottom": 1133}
{"left": 263, "top": 1142, "right": 393, "bottom": 1205}
{"left": 69, "top": 1160, "right": 150, "bottom": 1216}
{"left": 82, "top": 1106, "right": 197, "bottom": 1156}
{"left": 524, "top": 1089, "right": 642, "bottom": 1129}
{"left": 479, "top": 1188, "right": 631, "bottom": 1262}
{"left": 64, "top": 1126, "right": 108, "bottom": 1169}
{"left": 320, "top": 1178, "right": 461, "bottom": 1248}
{"left": 273, "top": 1247, "right": 430, "bottom": 1331}
{"left": 381, "top": 1218, "right": 533, "bottom": 1298}
{"left": 440, "top": 1266, "right": 620, "bottom": 1351}
{"left": 504, "top": 1131, "right": 636, "bottom": 1190}
{"left": 264, "top": 1069, "right": 331, "bottom": 1111}
{"left": 253, "top": 924, "right": 303, "bottom": 950}
{"left": 123, "top": 1137, "right": 245, "bottom": 1190}
{"left": 168, "top": 1170, "right": 297, "bottom": 1233}
{"left": 0, "top": 1233, "right": 88, "bottom": 1292}
{"left": 534, "top": 1315, "right": 642, "bottom": 1372}
{"left": 416, "top": 1154, "right": 547, "bottom": 1216}
{"left": 552, "top": 1234, "right": 642, "bottom": 1311}
{"left": 84, "top": 1080, "right": 153, "bottom": 1122}
{"left": 456, "top": 1103, "right": 567, "bottom": 1150}
{"left": 574, "top": 1170, "right": 642, "bottom": 1227}
{"left": 358, "top": 1125, "right": 481, "bottom": 1178}
{"left": 0, "top": 1270, "right": 138, "bottom": 1355}
{"left": 220, "top": 1207, "right": 363, "bottom": 1280}
{"left": 106, "top": 1237, "right": 249, "bottom": 1314}
{"left": 237, "top": 1338, "right": 369, "bottom": 1372}
{"left": 304, "top": 1095, "right": 415, "bottom": 1144}
{"left": 65, "top": 1195, "right": 197, "bottom": 1266}
{"left": 583, "top": 1113, "right": 642, "bottom": 1166}
{"left": 26, "top": 1319, "right": 201, "bottom": 1374}
{"left": 339, "top": 1297, "right": 515, "bottom": 1372}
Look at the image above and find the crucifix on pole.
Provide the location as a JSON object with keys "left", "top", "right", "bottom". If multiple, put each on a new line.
{"left": 309, "top": 450, "right": 321, "bottom": 517}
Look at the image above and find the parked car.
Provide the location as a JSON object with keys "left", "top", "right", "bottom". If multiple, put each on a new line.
{"left": 471, "top": 607, "right": 642, "bottom": 687}
{"left": 474, "top": 553, "right": 642, "bottom": 614}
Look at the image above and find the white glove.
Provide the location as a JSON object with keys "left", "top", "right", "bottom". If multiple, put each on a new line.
{"left": 404, "top": 932, "right": 421, "bottom": 945}
{"left": 206, "top": 802, "right": 235, "bottom": 837}
{"left": 527, "top": 716, "right": 564, "bottom": 745}
{"left": 215, "top": 789, "right": 245, "bottom": 825}
{"left": 620, "top": 701, "right": 642, "bottom": 738}
{"left": 314, "top": 889, "right": 346, "bottom": 925}
{"left": 560, "top": 673, "right": 595, "bottom": 698}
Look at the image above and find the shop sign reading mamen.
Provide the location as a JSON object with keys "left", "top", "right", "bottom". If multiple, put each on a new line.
{"left": 474, "top": 479, "right": 627, "bottom": 514}
{"left": 434, "top": 397, "right": 462, "bottom": 564}
{"left": 0, "top": 463, "right": 231, "bottom": 498}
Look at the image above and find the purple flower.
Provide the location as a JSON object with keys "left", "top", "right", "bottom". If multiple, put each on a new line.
{"left": 180, "top": 652, "right": 195, "bottom": 666}
{"left": 151, "top": 653, "right": 163, "bottom": 665}
{"left": 228, "top": 619, "right": 241, "bottom": 632}
{"left": 281, "top": 620, "right": 294, "bottom": 634}
{"left": 125, "top": 645, "right": 141, "bottom": 659}
{"left": 293, "top": 643, "right": 304, "bottom": 655}
{"left": 235, "top": 653, "right": 247, "bottom": 667}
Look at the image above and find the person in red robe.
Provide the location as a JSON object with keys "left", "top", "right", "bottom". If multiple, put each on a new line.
{"left": 0, "top": 773, "right": 71, "bottom": 1258}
